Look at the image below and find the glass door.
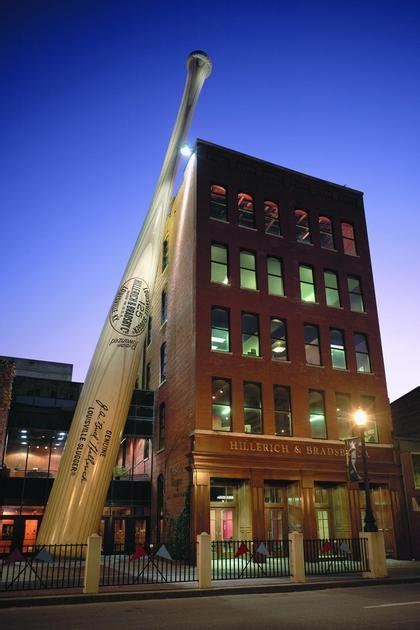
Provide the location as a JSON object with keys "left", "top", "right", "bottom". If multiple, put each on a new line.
{"left": 210, "top": 508, "right": 234, "bottom": 540}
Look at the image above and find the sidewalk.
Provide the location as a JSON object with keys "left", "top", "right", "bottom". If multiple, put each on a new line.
{"left": 1, "top": 559, "right": 419, "bottom": 609}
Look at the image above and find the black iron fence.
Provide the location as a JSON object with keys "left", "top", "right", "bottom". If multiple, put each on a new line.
{"left": 0, "top": 544, "right": 86, "bottom": 592}
{"left": 304, "top": 538, "right": 369, "bottom": 576}
{"left": 100, "top": 542, "right": 197, "bottom": 586}
{"left": 211, "top": 539, "right": 290, "bottom": 580}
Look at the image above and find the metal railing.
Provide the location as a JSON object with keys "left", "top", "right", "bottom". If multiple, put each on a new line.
{"left": 100, "top": 542, "right": 197, "bottom": 586}
{"left": 211, "top": 539, "right": 290, "bottom": 580}
{"left": 303, "top": 538, "right": 369, "bottom": 576}
{"left": 0, "top": 544, "right": 86, "bottom": 592}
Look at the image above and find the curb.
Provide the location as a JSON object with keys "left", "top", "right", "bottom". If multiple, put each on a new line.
{"left": 1, "top": 575, "right": 420, "bottom": 609}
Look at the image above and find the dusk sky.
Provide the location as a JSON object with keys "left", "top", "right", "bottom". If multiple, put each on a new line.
{"left": 1, "top": 1, "right": 419, "bottom": 402}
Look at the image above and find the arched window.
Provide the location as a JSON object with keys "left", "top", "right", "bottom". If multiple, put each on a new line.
{"left": 319, "top": 216, "right": 334, "bottom": 250}
{"left": 294, "top": 209, "right": 311, "bottom": 244}
{"left": 210, "top": 184, "right": 228, "bottom": 221}
{"left": 160, "top": 343, "right": 167, "bottom": 383}
{"left": 341, "top": 222, "right": 357, "bottom": 256}
{"left": 264, "top": 200, "right": 281, "bottom": 236}
{"left": 238, "top": 193, "right": 255, "bottom": 229}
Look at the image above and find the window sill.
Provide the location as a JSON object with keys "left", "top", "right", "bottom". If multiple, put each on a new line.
{"left": 321, "top": 247, "right": 338, "bottom": 253}
{"left": 272, "top": 358, "right": 291, "bottom": 363}
{"left": 210, "top": 217, "right": 229, "bottom": 224}
{"left": 240, "top": 287, "right": 260, "bottom": 293}
{"left": 306, "top": 363, "right": 324, "bottom": 368}
{"left": 357, "top": 370, "right": 374, "bottom": 376}
{"left": 242, "top": 354, "right": 263, "bottom": 359}
{"left": 268, "top": 292, "right": 287, "bottom": 298}
{"left": 297, "top": 241, "right": 314, "bottom": 246}
{"left": 211, "top": 281, "right": 231, "bottom": 288}
{"left": 159, "top": 379, "right": 167, "bottom": 388}
{"left": 160, "top": 320, "right": 167, "bottom": 330}
{"left": 265, "top": 232, "right": 283, "bottom": 239}
{"left": 301, "top": 300, "right": 319, "bottom": 305}
{"left": 239, "top": 225, "right": 257, "bottom": 231}
{"left": 211, "top": 350, "right": 232, "bottom": 355}
{"left": 156, "top": 448, "right": 165, "bottom": 454}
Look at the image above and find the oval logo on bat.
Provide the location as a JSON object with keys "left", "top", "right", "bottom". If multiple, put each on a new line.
{"left": 109, "top": 277, "right": 151, "bottom": 337}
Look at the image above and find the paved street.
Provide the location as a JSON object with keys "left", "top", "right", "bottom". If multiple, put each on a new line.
{"left": 2, "top": 583, "right": 420, "bottom": 629}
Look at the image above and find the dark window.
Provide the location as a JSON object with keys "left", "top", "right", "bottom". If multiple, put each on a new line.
{"left": 271, "top": 318, "right": 288, "bottom": 360}
{"left": 147, "top": 317, "right": 152, "bottom": 345}
{"left": 212, "top": 377, "right": 232, "bottom": 431}
{"left": 354, "top": 333, "right": 372, "bottom": 373}
{"left": 264, "top": 200, "right": 281, "bottom": 236}
{"left": 267, "top": 256, "right": 284, "bottom": 296}
{"left": 309, "top": 390, "right": 327, "bottom": 439}
{"left": 162, "top": 239, "right": 169, "bottom": 271}
{"left": 238, "top": 192, "right": 255, "bottom": 228}
{"left": 143, "top": 438, "right": 150, "bottom": 459}
{"left": 146, "top": 362, "right": 151, "bottom": 390}
{"left": 304, "top": 324, "right": 321, "bottom": 365}
{"left": 299, "top": 265, "right": 316, "bottom": 302}
{"left": 161, "top": 290, "right": 168, "bottom": 324}
{"left": 158, "top": 404, "right": 165, "bottom": 450}
{"left": 240, "top": 250, "right": 258, "bottom": 290}
{"left": 360, "top": 395, "right": 378, "bottom": 442}
{"left": 319, "top": 216, "right": 334, "bottom": 250}
{"left": 160, "top": 343, "right": 167, "bottom": 382}
{"left": 211, "top": 307, "right": 230, "bottom": 352}
{"left": 341, "top": 222, "right": 357, "bottom": 256}
{"left": 242, "top": 313, "right": 260, "bottom": 357}
{"left": 348, "top": 276, "right": 365, "bottom": 312}
{"left": 210, "top": 184, "right": 228, "bottom": 221}
{"left": 211, "top": 243, "right": 229, "bottom": 284}
{"left": 324, "top": 270, "right": 341, "bottom": 308}
{"left": 295, "top": 209, "right": 312, "bottom": 244}
{"left": 336, "top": 393, "right": 352, "bottom": 439}
{"left": 244, "top": 382, "right": 263, "bottom": 433}
{"left": 274, "top": 385, "right": 292, "bottom": 436}
{"left": 330, "top": 329, "right": 347, "bottom": 369}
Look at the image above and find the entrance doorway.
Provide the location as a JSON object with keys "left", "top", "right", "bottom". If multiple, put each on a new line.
{"left": 265, "top": 508, "right": 286, "bottom": 540}
{"left": 101, "top": 515, "right": 148, "bottom": 554}
{"left": 210, "top": 508, "right": 234, "bottom": 541}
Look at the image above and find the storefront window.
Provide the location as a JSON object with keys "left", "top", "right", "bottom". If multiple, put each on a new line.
{"left": 4, "top": 428, "right": 66, "bottom": 478}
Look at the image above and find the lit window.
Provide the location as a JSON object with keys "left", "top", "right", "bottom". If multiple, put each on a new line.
{"left": 162, "top": 239, "right": 169, "bottom": 271}
{"left": 210, "top": 184, "right": 228, "bottom": 221}
{"left": 264, "top": 200, "right": 281, "bottom": 236}
{"left": 295, "top": 209, "right": 312, "bottom": 244}
{"left": 271, "top": 318, "right": 288, "bottom": 360}
{"left": 304, "top": 324, "right": 321, "bottom": 365}
{"left": 211, "top": 243, "right": 229, "bottom": 284}
{"left": 319, "top": 216, "right": 334, "bottom": 250}
{"left": 244, "top": 382, "right": 263, "bottom": 433}
{"left": 242, "top": 313, "right": 260, "bottom": 357}
{"left": 354, "top": 333, "right": 372, "bottom": 373}
{"left": 160, "top": 343, "right": 167, "bottom": 383}
{"left": 360, "top": 395, "right": 378, "bottom": 442}
{"left": 238, "top": 192, "right": 255, "bottom": 228}
{"left": 324, "top": 270, "right": 341, "bottom": 308}
{"left": 341, "top": 222, "right": 357, "bottom": 256}
{"left": 161, "top": 290, "right": 168, "bottom": 324}
{"left": 211, "top": 307, "right": 230, "bottom": 352}
{"left": 335, "top": 393, "right": 352, "bottom": 439}
{"left": 274, "top": 385, "right": 292, "bottom": 436}
{"left": 267, "top": 256, "right": 284, "bottom": 296}
{"left": 309, "top": 390, "right": 327, "bottom": 439}
{"left": 158, "top": 403, "right": 165, "bottom": 449}
{"left": 212, "top": 377, "right": 232, "bottom": 431}
{"left": 348, "top": 276, "right": 365, "bottom": 313}
{"left": 240, "top": 250, "right": 258, "bottom": 290}
{"left": 330, "top": 329, "right": 347, "bottom": 369}
{"left": 299, "top": 265, "right": 316, "bottom": 302}
{"left": 411, "top": 454, "right": 420, "bottom": 488}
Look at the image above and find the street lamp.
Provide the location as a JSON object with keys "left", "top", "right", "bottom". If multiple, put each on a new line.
{"left": 353, "top": 409, "right": 378, "bottom": 532}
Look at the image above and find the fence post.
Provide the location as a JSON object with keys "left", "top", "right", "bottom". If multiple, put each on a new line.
{"left": 360, "top": 531, "right": 387, "bottom": 578}
{"left": 288, "top": 531, "right": 305, "bottom": 583}
{"left": 197, "top": 531, "right": 212, "bottom": 589}
{"left": 83, "top": 533, "right": 101, "bottom": 594}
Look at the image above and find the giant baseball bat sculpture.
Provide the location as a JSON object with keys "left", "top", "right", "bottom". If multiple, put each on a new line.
{"left": 37, "top": 51, "right": 212, "bottom": 545}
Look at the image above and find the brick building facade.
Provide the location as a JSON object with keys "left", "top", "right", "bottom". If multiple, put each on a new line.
{"left": 146, "top": 140, "right": 407, "bottom": 557}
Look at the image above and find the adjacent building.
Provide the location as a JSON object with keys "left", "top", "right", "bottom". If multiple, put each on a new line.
{"left": 391, "top": 387, "right": 420, "bottom": 559}
{"left": 0, "top": 357, "right": 153, "bottom": 553}
{"left": 145, "top": 139, "right": 406, "bottom": 557}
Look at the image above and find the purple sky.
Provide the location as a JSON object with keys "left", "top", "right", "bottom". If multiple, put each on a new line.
{"left": 1, "top": 1, "right": 419, "bottom": 402}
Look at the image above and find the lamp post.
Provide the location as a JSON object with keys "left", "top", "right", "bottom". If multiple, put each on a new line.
{"left": 353, "top": 409, "right": 378, "bottom": 532}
